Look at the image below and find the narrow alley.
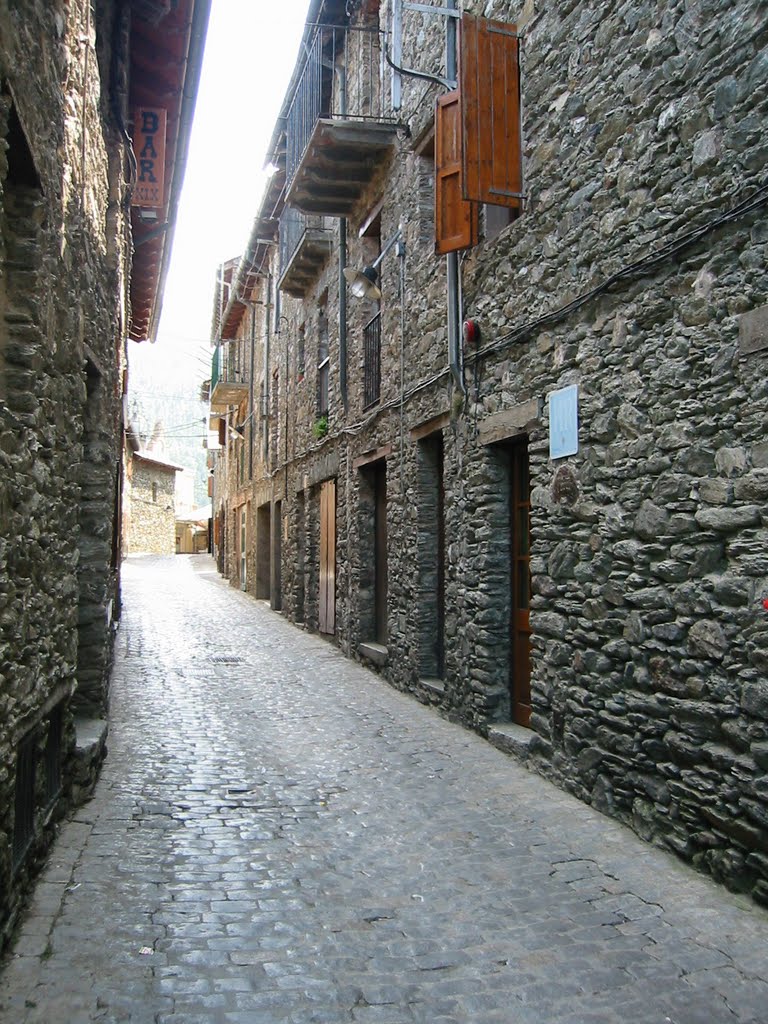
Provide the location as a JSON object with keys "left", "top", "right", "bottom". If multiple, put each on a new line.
{"left": 1, "top": 555, "right": 767, "bottom": 1024}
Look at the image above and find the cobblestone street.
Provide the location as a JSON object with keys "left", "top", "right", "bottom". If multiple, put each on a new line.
{"left": 1, "top": 554, "right": 767, "bottom": 1024}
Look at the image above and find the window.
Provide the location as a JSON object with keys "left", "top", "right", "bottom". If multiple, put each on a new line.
{"left": 435, "top": 90, "right": 478, "bottom": 255}
{"left": 297, "top": 323, "right": 306, "bottom": 380}
{"left": 414, "top": 131, "right": 436, "bottom": 248}
{"left": 44, "top": 706, "right": 63, "bottom": 809}
{"left": 363, "top": 311, "right": 381, "bottom": 408}
{"left": 460, "top": 15, "right": 522, "bottom": 209}
{"left": 434, "top": 15, "right": 522, "bottom": 254}
{"left": 484, "top": 203, "right": 518, "bottom": 243}
{"left": 1, "top": 95, "right": 43, "bottom": 407}
{"left": 12, "top": 730, "right": 37, "bottom": 872}
{"left": 317, "top": 307, "right": 329, "bottom": 417}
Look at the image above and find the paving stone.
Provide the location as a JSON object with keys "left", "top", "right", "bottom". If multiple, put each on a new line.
{"left": 0, "top": 555, "right": 767, "bottom": 1023}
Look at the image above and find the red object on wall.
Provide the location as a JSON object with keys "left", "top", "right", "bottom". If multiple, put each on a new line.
{"left": 463, "top": 319, "right": 481, "bottom": 346}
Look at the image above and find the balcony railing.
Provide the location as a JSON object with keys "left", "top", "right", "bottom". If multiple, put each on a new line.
{"left": 363, "top": 310, "right": 381, "bottom": 409}
{"left": 210, "top": 344, "right": 249, "bottom": 410}
{"left": 278, "top": 207, "right": 334, "bottom": 297}
{"left": 285, "top": 24, "right": 399, "bottom": 216}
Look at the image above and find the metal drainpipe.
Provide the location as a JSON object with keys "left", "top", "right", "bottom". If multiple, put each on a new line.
{"left": 399, "top": 243, "right": 406, "bottom": 495}
{"left": 248, "top": 303, "right": 255, "bottom": 479}
{"left": 285, "top": 325, "right": 289, "bottom": 467}
{"left": 446, "top": 0, "right": 464, "bottom": 395}
{"left": 339, "top": 218, "right": 348, "bottom": 410}
{"left": 338, "top": 51, "right": 348, "bottom": 410}
{"left": 264, "top": 275, "right": 272, "bottom": 463}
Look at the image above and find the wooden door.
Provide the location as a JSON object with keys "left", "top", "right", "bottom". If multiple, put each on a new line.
{"left": 373, "top": 464, "right": 388, "bottom": 644}
{"left": 319, "top": 480, "right": 336, "bottom": 634}
{"left": 510, "top": 442, "right": 531, "bottom": 726}
{"left": 272, "top": 500, "right": 283, "bottom": 611}
{"left": 240, "top": 506, "right": 247, "bottom": 590}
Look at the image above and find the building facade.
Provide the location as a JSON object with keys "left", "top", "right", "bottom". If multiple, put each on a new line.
{"left": 123, "top": 450, "right": 183, "bottom": 556}
{"left": 0, "top": 0, "right": 209, "bottom": 943}
{"left": 208, "top": 0, "right": 768, "bottom": 902}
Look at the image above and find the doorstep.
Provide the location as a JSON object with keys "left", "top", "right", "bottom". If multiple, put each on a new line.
{"left": 487, "top": 722, "right": 534, "bottom": 762}
{"left": 71, "top": 717, "right": 109, "bottom": 804}
{"left": 358, "top": 642, "right": 388, "bottom": 667}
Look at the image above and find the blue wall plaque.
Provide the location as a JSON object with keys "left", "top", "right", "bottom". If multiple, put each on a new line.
{"left": 549, "top": 384, "right": 579, "bottom": 459}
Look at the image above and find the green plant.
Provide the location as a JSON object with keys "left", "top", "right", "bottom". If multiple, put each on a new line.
{"left": 312, "top": 414, "right": 328, "bottom": 440}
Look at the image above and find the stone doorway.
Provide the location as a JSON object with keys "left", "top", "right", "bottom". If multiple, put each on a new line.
{"left": 318, "top": 480, "right": 335, "bottom": 635}
{"left": 508, "top": 439, "right": 532, "bottom": 727}
{"left": 416, "top": 432, "right": 445, "bottom": 680}
{"left": 256, "top": 502, "right": 271, "bottom": 600}
{"left": 358, "top": 460, "right": 387, "bottom": 646}
{"left": 272, "top": 500, "right": 283, "bottom": 611}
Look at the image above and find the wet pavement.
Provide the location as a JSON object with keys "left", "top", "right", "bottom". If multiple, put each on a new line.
{"left": 1, "top": 554, "right": 767, "bottom": 1024}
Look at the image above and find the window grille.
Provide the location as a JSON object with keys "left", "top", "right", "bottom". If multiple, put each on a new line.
{"left": 363, "top": 311, "right": 381, "bottom": 409}
{"left": 44, "top": 706, "right": 63, "bottom": 809}
{"left": 12, "top": 730, "right": 37, "bottom": 872}
{"left": 317, "top": 312, "right": 329, "bottom": 416}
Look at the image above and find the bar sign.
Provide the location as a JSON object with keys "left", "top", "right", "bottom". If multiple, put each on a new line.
{"left": 132, "top": 108, "right": 166, "bottom": 208}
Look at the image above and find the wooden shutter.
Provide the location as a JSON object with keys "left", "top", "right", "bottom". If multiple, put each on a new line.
{"left": 218, "top": 418, "right": 226, "bottom": 447}
{"left": 435, "top": 91, "right": 478, "bottom": 255}
{"left": 319, "top": 479, "right": 336, "bottom": 634}
{"left": 460, "top": 14, "right": 522, "bottom": 208}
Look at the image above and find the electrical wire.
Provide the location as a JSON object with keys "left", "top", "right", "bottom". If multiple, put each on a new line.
{"left": 263, "top": 177, "right": 768, "bottom": 476}
{"left": 470, "top": 177, "right": 768, "bottom": 365}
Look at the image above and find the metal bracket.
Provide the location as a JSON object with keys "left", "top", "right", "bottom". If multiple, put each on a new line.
{"left": 403, "top": 2, "right": 460, "bottom": 15}
{"left": 384, "top": 42, "right": 456, "bottom": 92}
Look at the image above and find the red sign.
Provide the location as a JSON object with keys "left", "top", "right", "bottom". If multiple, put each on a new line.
{"left": 132, "top": 108, "right": 166, "bottom": 208}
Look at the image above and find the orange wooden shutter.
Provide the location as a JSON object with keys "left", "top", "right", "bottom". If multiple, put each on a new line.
{"left": 435, "top": 91, "right": 478, "bottom": 255}
{"left": 460, "top": 14, "right": 522, "bottom": 208}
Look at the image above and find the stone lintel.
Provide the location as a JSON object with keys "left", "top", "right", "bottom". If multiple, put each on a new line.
{"left": 16, "top": 680, "right": 75, "bottom": 742}
{"left": 352, "top": 444, "right": 392, "bottom": 470}
{"left": 410, "top": 411, "right": 451, "bottom": 441}
{"left": 478, "top": 398, "right": 542, "bottom": 446}
{"left": 82, "top": 344, "right": 106, "bottom": 378}
{"left": 254, "top": 482, "right": 272, "bottom": 507}
{"left": 272, "top": 473, "right": 286, "bottom": 503}
{"left": 739, "top": 305, "right": 768, "bottom": 356}
{"left": 299, "top": 451, "right": 340, "bottom": 491}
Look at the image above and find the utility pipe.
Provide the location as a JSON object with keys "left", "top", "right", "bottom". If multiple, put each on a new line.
{"left": 445, "top": 0, "right": 464, "bottom": 394}
{"left": 339, "top": 218, "right": 348, "bottom": 409}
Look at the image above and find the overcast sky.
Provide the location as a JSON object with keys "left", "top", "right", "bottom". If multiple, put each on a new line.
{"left": 141, "top": 0, "right": 311, "bottom": 380}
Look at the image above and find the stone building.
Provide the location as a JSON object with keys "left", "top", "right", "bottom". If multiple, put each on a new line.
{"left": 209, "top": 0, "right": 768, "bottom": 901}
{"left": 123, "top": 449, "right": 184, "bottom": 556}
{"left": 0, "top": 0, "right": 209, "bottom": 943}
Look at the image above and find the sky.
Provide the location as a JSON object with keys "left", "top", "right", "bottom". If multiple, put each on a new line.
{"left": 131, "top": 0, "right": 312, "bottom": 387}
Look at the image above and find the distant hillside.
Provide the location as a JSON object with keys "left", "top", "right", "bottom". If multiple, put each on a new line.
{"left": 127, "top": 340, "right": 211, "bottom": 507}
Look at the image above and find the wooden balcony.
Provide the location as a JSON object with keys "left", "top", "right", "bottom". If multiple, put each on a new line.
{"left": 284, "top": 24, "right": 398, "bottom": 218}
{"left": 278, "top": 209, "right": 335, "bottom": 297}
{"left": 209, "top": 345, "right": 248, "bottom": 412}
{"left": 286, "top": 119, "right": 398, "bottom": 217}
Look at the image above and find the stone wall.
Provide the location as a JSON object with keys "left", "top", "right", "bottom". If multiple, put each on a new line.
{"left": 125, "top": 459, "right": 177, "bottom": 556}
{"left": 0, "top": 0, "right": 128, "bottom": 943}
{"left": 212, "top": 0, "right": 768, "bottom": 902}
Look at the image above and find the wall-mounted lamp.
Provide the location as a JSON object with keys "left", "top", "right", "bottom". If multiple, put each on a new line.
{"left": 343, "top": 230, "right": 404, "bottom": 301}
